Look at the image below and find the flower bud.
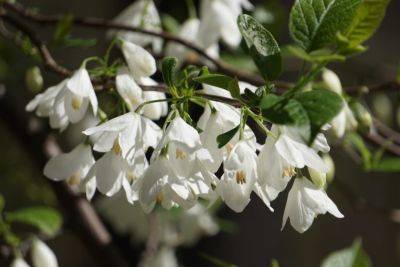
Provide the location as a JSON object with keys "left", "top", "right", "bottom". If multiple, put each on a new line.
{"left": 322, "top": 69, "right": 342, "bottom": 95}
{"left": 25, "top": 67, "right": 43, "bottom": 93}
{"left": 31, "top": 239, "right": 58, "bottom": 267}
{"left": 10, "top": 258, "right": 30, "bottom": 267}
{"left": 308, "top": 167, "right": 327, "bottom": 188}
{"left": 323, "top": 154, "right": 335, "bottom": 184}
{"left": 350, "top": 101, "right": 372, "bottom": 132}
{"left": 372, "top": 93, "right": 392, "bottom": 125}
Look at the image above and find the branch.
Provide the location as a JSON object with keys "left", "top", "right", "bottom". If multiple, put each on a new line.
{"left": 1, "top": 1, "right": 268, "bottom": 86}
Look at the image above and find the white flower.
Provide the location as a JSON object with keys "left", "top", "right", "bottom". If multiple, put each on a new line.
{"left": 44, "top": 143, "right": 96, "bottom": 200}
{"left": 198, "top": 0, "right": 253, "bottom": 48}
{"left": 121, "top": 40, "right": 156, "bottom": 80}
{"left": 140, "top": 246, "right": 178, "bottom": 267}
{"left": 85, "top": 148, "right": 147, "bottom": 203}
{"left": 10, "top": 258, "right": 30, "bottom": 267}
{"left": 322, "top": 69, "right": 357, "bottom": 137}
{"left": 31, "top": 239, "right": 58, "bottom": 267}
{"left": 141, "top": 116, "right": 215, "bottom": 213}
{"left": 165, "top": 18, "right": 219, "bottom": 64}
{"left": 282, "top": 177, "right": 344, "bottom": 233}
{"left": 26, "top": 79, "right": 68, "bottom": 130}
{"left": 110, "top": 0, "right": 162, "bottom": 52}
{"left": 119, "top": 41, "right": 168, "bottom": 120}
{"left": 257, "top": 125, "right": 328, "bottom": 199}
{"left": 197, "top": 84, "right": 257, "bottom": 172}
{"left": 26, "top": 67, "right": 98, "bottom": 130}
{"left": 83, "top": 112, "right": 162, "bottom": 160}
{"left": 217, "top": 141, "right": 272, "bottom": 213}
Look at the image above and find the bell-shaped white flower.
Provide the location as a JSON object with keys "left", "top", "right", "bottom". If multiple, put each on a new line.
{"left": 121, "top": 40, "right": 156, "bottom": 80}
{"left": 119, "top": 41, "right": 168, "bottom": 120}
{"left": 217, "top": 141, "right": 272, "bottom": 213}
{"left": 83, "top": 112, "right": 162, "bottom": 160}
{"left": 64, "top": 67, "right": 98, "bottom": 123}
{"left": 282, "top": 177, "right": 344, "bottom": 233}
{"left": 322, "top": 69, "right": 357, "bottom": 137}
{"left": 110, "top": 0, "right": 162, "bottom": 52}
{"left": 44, "top": 143, "right": 96, "bottom": 199}
{"left": 198, "top": 0, "right": 253, "bottom": 48}
{"left": 139, "top": 155, "right": 197, "bottom": 213}
{"left": 85, "top": 147, "right": 147, "bottom": 203}
{"left": 31, "top": 239, "right": 58, "bottom": 267}
{"left": 197, "top": 84, "right": 257, "bottom": 172}
{"left": 257, "top": 125, "right": 328, "bottom": 199}
{"left": 10, "top": 258, "right": 30, "bottom": 267}
{"left": 116, "top": 66, "right": 144, "bottom": 111}
{"left": 26, "top": 79, "right": 69, "bottom": 131}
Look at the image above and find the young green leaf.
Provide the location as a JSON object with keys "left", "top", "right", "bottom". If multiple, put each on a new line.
{"left": 283, "top": 45, "right": 346, "bottom": 62}
{"left": 53, "top": 14, "right": 73, "bottom": 44}
{"left": 162, "top": 57, "right": 178, "bottom": 88}
{"left": 6, "top": 207, "right": 62, "bottom": 236}
{"left": 194, "top": 74, "right": 235, "bottom": 90}
{"left": 217, "top": 125, "right": 240, "bottom": 148}
{"left": 260, "top": 95, "right": 310, "bottom": 125}
{"left": 237, "top": 14, "right": 282, "bottom": 81}
{"left": 371, "top": 157, "right": 400, "bottom": 172}
{"left": 199, "top": 252, "right": 237, "bottom": 267}
{"left": 271, "top": 259, "right": 280, "bottom": 267}
{"left": 321, "top": 239, "right": 372, "bottom": 267}
{"left": 344, "top": 0, "right": 391, "bottom": 47}
{"left": 289, "top": 0, "right": 362, "bottom": 51}
{"left": 295, "top": 89, "right": 344, "bottom": 142}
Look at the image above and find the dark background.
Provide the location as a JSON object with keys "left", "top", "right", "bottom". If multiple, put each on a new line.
{"left": 1, "top": 0, "right": 400, "bottom": 266}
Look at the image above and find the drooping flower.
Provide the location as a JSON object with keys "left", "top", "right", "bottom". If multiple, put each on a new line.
{"left": 217, "top": 141, "right": 273, "bottom": 213}
{"left": 140, "top": 116, "right": 215, "bottom": 213}
{"left": 83, "top": 112, "right": 162, "bottom": 160}
{"left": 282, "top": 177, "right": 344, "bottom": 233}
{"left": 43, "top": 143, "right": 96, "bottom": 200}
{"left": 165, "top": 18, "right": 219, "bottom": 64}
{"left": 198, "top": 0, "right": 253, "bottom": 48}
{"left": 322, "top": 69, "right": 357, "bottom": 137}
{"left": 119, "top": 41, "right": 168, "bottom": 120}
{"left": 31, "top": 239, "right": 58, "bottom": 267}
{"left": 26, "top": 67, "right": 98, "bottom": 130}
{"left": 197, "top": 83, "right": 258, "bottom": 173}
{"left": 257, "top": 125, "right": 328, "bottom": 199}
{"left": 10, "top": 258, "right": 30, "bottom": 267}
{"left": 110, "top": 0, "right": 162, "bottom": 52}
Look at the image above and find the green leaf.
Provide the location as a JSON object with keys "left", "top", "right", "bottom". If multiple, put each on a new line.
{"left": 162, "top": 14, "right": 180, "bottom": 34}
{"left": 260, "top": 94, "right": 310, "bottom": 125}
{"left": 371, "top": 157, "right": 400, "bottom": 172}
{"left": 283, "top": 45, "right": 346, "bottom": 62}
{"left": 217, "top": 125, "right": 240, "bottom": 148}
{"left": 344, "top": 0, "right": 391, "bottom": 47}
{"left": 271, "top": 259, "right": 280, "bottom": 267}
{"left": 194, "top": 74, "right": 235, "bottom": 91}
{"left": 53, "top": 14, "right": 73, "bottom": 44}
{"left": 321, "top": 239, "right": 372, "bottom": 267}
{"left": 295, "top": 89, "right": 344, "bottom": 142}
{"left": 199, "top": 252, "right": 237, "bottom": 267}
{"left": 162, "top": 57, "right": 178, "bottom": 88}
{"left": 289, "top": 0, "right": 362, "bottom": 51}
{"left": 0, "top": 194, "right": 4, "bottom": 212}
{"left": 237, "top": 14, "right": 282, "bottom": 81}
{"left": 6, "top": 207, "right": 62, "bottom": 236}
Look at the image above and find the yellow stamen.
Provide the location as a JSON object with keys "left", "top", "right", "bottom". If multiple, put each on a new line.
{"left": 113, "top": 140, "right": 122, "bottom": 155}
{"left": 67, "top": 173, "right": 81, "bottom": 186}
{"left": 156, "top": 193, "right": 164, "bottom": 204}
{"left": 71, "top": 96, "right": 82, "bottom": 110}
{"left": 175, "top": 148, "right": 187, "bottom": 160}
{"left": 226, "top": 143, "right": 234, "bottom": 155}
{"left": 126, "top": 172, "right": 136, "bottom": 183}
{"left": 283, "top": 167, "right": 296, "bottom": 178}
{"left": 236, "top": 170, "right": 246, "bottom": 184}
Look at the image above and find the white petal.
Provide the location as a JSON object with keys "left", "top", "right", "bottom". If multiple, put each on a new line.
{"left": 31, "top": 239, "right": 58, "bottom": 267}
{"left": 322, "top": 69, "right": 343, "bottom": 94}
{"left": 121, "top": 41, "right": 156, "bottom": 79}
{"left": 10, "top": 258, "right": 30, "bottom": 267}
{"left": 116, "top": 66, "right": 143, "bottom": 110}
{"left": 64, "top": 90, "right": 89, "bottom": 123}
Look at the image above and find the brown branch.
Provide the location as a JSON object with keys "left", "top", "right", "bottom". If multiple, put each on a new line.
{"left": 1, "top": 1, "right": 267, "bottom": 86}
{"left": 0, "top": 12, "right": 71, "bottom": 77}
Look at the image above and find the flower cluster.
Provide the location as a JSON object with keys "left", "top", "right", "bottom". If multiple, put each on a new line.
{"left": 25, "top": 0, "right": 348, "bottom": 235}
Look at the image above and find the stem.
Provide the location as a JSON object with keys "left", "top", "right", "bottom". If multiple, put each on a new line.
{"left": 135, "top": 98, "right": 173, "bottom": 114}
